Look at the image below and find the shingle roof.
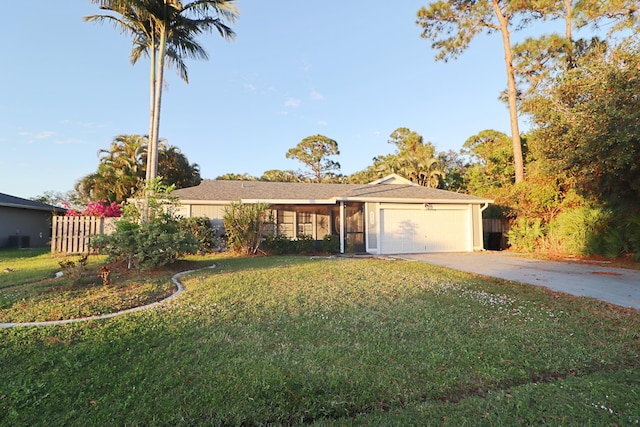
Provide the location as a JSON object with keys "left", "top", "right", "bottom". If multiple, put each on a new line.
{"left": 172, "top": 178, "right": 492, "bottom": 205}
{"left": 0, "top": 193, "right": 66, "bottom": 213}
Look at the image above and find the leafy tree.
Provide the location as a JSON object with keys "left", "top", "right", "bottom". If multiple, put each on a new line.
{"left": 581, "top": 0, "right": 640, "bottom": 32}
{"left": 285, "top": 134, "right": 341, "bottom": 183}
{"left": 319, "top": 172, "right": 346, "bottom": 184}
{"left": 75, "top": 134, "right": 145, "bottom": 204}
{"left": 462, "top": 130, "right": 517, "bottom": 194}
{"left": 85, "top": 0, "right": 238, "bottom": 183}
{"left": 388, "top": 127, "right": 424, "bottom": 152}
{"left": 155, "top": 144, "right": 202, "bottom": 189}
{"left": 346, "top": 169, "right": 378, "bottom": 184}
{"left": 375, "top": 128, "right": 444, "bottom": 187}
{"left": 346, "top": 128, "right": 444, "bottom": 187}
{"left": 437, "top": 149, "right": 468, "bottom": 192}
{"left": 524, "top": 38, "right": 640, "bottom": 208}
{"left": 216, "top": 173, "right": 258, "bottom": 181}
{"left": 31, "top": 190, "right": 82, "bottom": 210}
{"left": 510, "top": 1, "right": 613, "bottom": 105}
{"left": 416, "top": 1, "right": 528, "bottom": 183}
{"left": 75, "top": 134, "right": 201, "bottom": 203}
{"left": 99, "top": 134, "right": 146, "bottom": 202}
{"left": 260, "top": 169, "right": 302, "bottom": 182}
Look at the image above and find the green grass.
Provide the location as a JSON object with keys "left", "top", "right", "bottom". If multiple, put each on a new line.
{"left": 0, "top": 248, "right": 70, "bottom": 288}
{"left": 0, "top": 249, "right": 178, "bottom": 323}
{"left": 0, "top": 254, "right": 639, "bottom": 426}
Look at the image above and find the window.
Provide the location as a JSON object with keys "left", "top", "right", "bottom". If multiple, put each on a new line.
{"left": 277, "top": 210, "right": 294, "bottom": 238}
{"left": 297, "top": 212, "right": 313, "bottom": 236}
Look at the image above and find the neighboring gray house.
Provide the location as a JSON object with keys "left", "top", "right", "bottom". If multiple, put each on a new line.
{"left": 172, "top": 174, "right": 493, "bottom": 255}
{"left": 0, "top": 193, "right": 66, "bottom": 248}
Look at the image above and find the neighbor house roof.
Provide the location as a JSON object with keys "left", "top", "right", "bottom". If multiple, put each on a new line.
{"left": 172, "top": 174, "right": 493, "bottom": 205}
{"left": 0, "top": 193, "right": 66, "bottom": 213}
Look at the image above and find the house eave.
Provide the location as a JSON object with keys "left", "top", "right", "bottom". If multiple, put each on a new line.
{"left": 241, "top": 198, "right": 338, "bottom": 205}
{"left": 335, "top": 197, "right": 494, "bottom": 205}
{"left": 178, "top": 198, "right": 339, "bottom": 205}
{"left": 0, "top": 202, "right": 66, "bottom": 213}
{"left": 178, "top": 197, "right": 493, "bottom": 206}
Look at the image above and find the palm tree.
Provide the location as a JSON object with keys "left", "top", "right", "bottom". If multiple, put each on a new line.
{"left": 402, "top": 156, "right": 444, "bottom": 188}
{"left": 156, "top": 143, "right": 202, "bottom": 188}
{"left": 97, "top": 134, "right": 148, "bottom": 200}
{"left": 85, "top": 0, "right": 238, "bottom": 183}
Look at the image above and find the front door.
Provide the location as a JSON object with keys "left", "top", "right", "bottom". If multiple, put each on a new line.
{"left": 332, "top": 204, "right": 365, "bottom": 253}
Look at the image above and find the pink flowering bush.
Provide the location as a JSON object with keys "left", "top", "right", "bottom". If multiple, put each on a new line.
{"left": 65, "top": 200, "right": 122, "bottom": 218}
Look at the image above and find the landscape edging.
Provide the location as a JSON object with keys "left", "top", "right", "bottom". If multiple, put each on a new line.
{"left": 0, "top": 264, "right": 216, "bottom": 329}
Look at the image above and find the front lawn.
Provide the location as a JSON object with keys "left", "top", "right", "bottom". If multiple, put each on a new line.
{"left": 1, "top": 255, "right": 638, "bottom": 425}
{"left": 0, "top": 249, "right": 178, "bottom": 323}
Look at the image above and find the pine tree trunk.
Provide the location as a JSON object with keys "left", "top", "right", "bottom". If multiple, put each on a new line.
{"left": 493, "top": 0, "right": 525, "bottom": 183}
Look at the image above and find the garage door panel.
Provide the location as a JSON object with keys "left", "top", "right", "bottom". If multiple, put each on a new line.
{"left": 380, "top": 209, "right": 426, "bottom": 253}
{"left": 380, "top": 208, "right": 469, "bottom": 254}
{"left": 425, "top": 209, "right": 469, "bottom": 252}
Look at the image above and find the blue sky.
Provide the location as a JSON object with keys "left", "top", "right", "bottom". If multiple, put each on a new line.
{"left": 1, "top": 1, "right": 544, "bottom": 199}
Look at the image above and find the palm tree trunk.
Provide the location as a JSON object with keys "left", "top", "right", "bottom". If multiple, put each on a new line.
{"left": 146, "top": 31, "right": 157, "bottom": 184}
{"left": 493, "top": 0, "right": 525, "bottom": 183}
{"left": 150, "top": 24, "right": 168, "bottom": 183}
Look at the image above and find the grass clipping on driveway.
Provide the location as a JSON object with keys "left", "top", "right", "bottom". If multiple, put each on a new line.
{"left": 1, "top": 255, "right": 639, "bottom": 426}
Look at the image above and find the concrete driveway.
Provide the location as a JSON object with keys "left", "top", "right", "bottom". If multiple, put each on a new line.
{"left": 399, "top": 252, "right": 640, "bottom": 310}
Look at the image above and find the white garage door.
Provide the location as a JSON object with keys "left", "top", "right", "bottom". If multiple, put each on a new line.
{"left": 380, "top": 207, "right": 470, "bottom": 254}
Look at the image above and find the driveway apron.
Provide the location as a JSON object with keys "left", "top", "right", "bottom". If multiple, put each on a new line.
{"left": 399, "top": 252, "right": 640, "bottom": 310}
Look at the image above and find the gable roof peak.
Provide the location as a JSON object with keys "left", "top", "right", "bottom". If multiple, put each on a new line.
{"left": 368, "top": 174, "right": 416, "bottom": 186}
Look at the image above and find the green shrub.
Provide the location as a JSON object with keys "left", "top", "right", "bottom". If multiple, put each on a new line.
{"left": 293, "top": 233, "right": 315, "bottom": 254}
{"left": 263, "top": 233, "right": 291, "bottom": 255}
{"left": 506, "top": 218, "right": 545, "bottom": 252}
{"left": 180, "top": 216, "right": 219, "bottom": 253}
{"left": 322, "top": 234, "right": 340, "bottom": 254}
{"left": 91, "top": 180, "right": 201, "bottom": 270}
{"left": 263, "top": 234, "right": 317, "bottom": 255}
{"left": 546, "top": 206, "right": 611, "bottom": 256}
{"left": 223, "top": 202, "right": 273, "bottom": 255}
{"left": 603, "top": 213, "right": 640, "bottom": 260}
{"left": 92, "top": 214, "right": 200, "bottom": 270}
{"left": 625, "top": 214, "right": 640, "bottom": 261}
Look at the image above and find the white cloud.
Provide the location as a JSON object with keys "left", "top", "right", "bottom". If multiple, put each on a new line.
{"left": 19, "top": 131, "right": 55, "bottom": 139}
{"left": 317, "top": 120, "right": 328, "bottom": 126}
{"left": 243, "top": 83, "right": 257, "bottom": 92}
{"left": 310, "top": 89, "right": 324, "bottom": 101}
{"left": 284, "top": 98, "right": 301, "bottom": 108}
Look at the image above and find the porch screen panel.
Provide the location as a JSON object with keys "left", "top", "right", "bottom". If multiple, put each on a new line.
{"left": 366, "top": 203, "right": 377, "bottom": 250}
{"left": 345, "top": 205, "right": 364, "bottom": 251}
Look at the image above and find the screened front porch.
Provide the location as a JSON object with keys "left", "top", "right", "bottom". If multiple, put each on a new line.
{"left": 271, "top": 202, "right": 365, "bottom": 253}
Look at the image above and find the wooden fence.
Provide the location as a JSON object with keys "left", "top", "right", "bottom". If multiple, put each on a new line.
{"left": 483, "top": 218, "right": 511, "bottom": 234}
{"left": 483, "top": 218, "right": 511, "bottom": 250}
{"left": 51, "top": 216, "right": 116, "bottom": 254}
